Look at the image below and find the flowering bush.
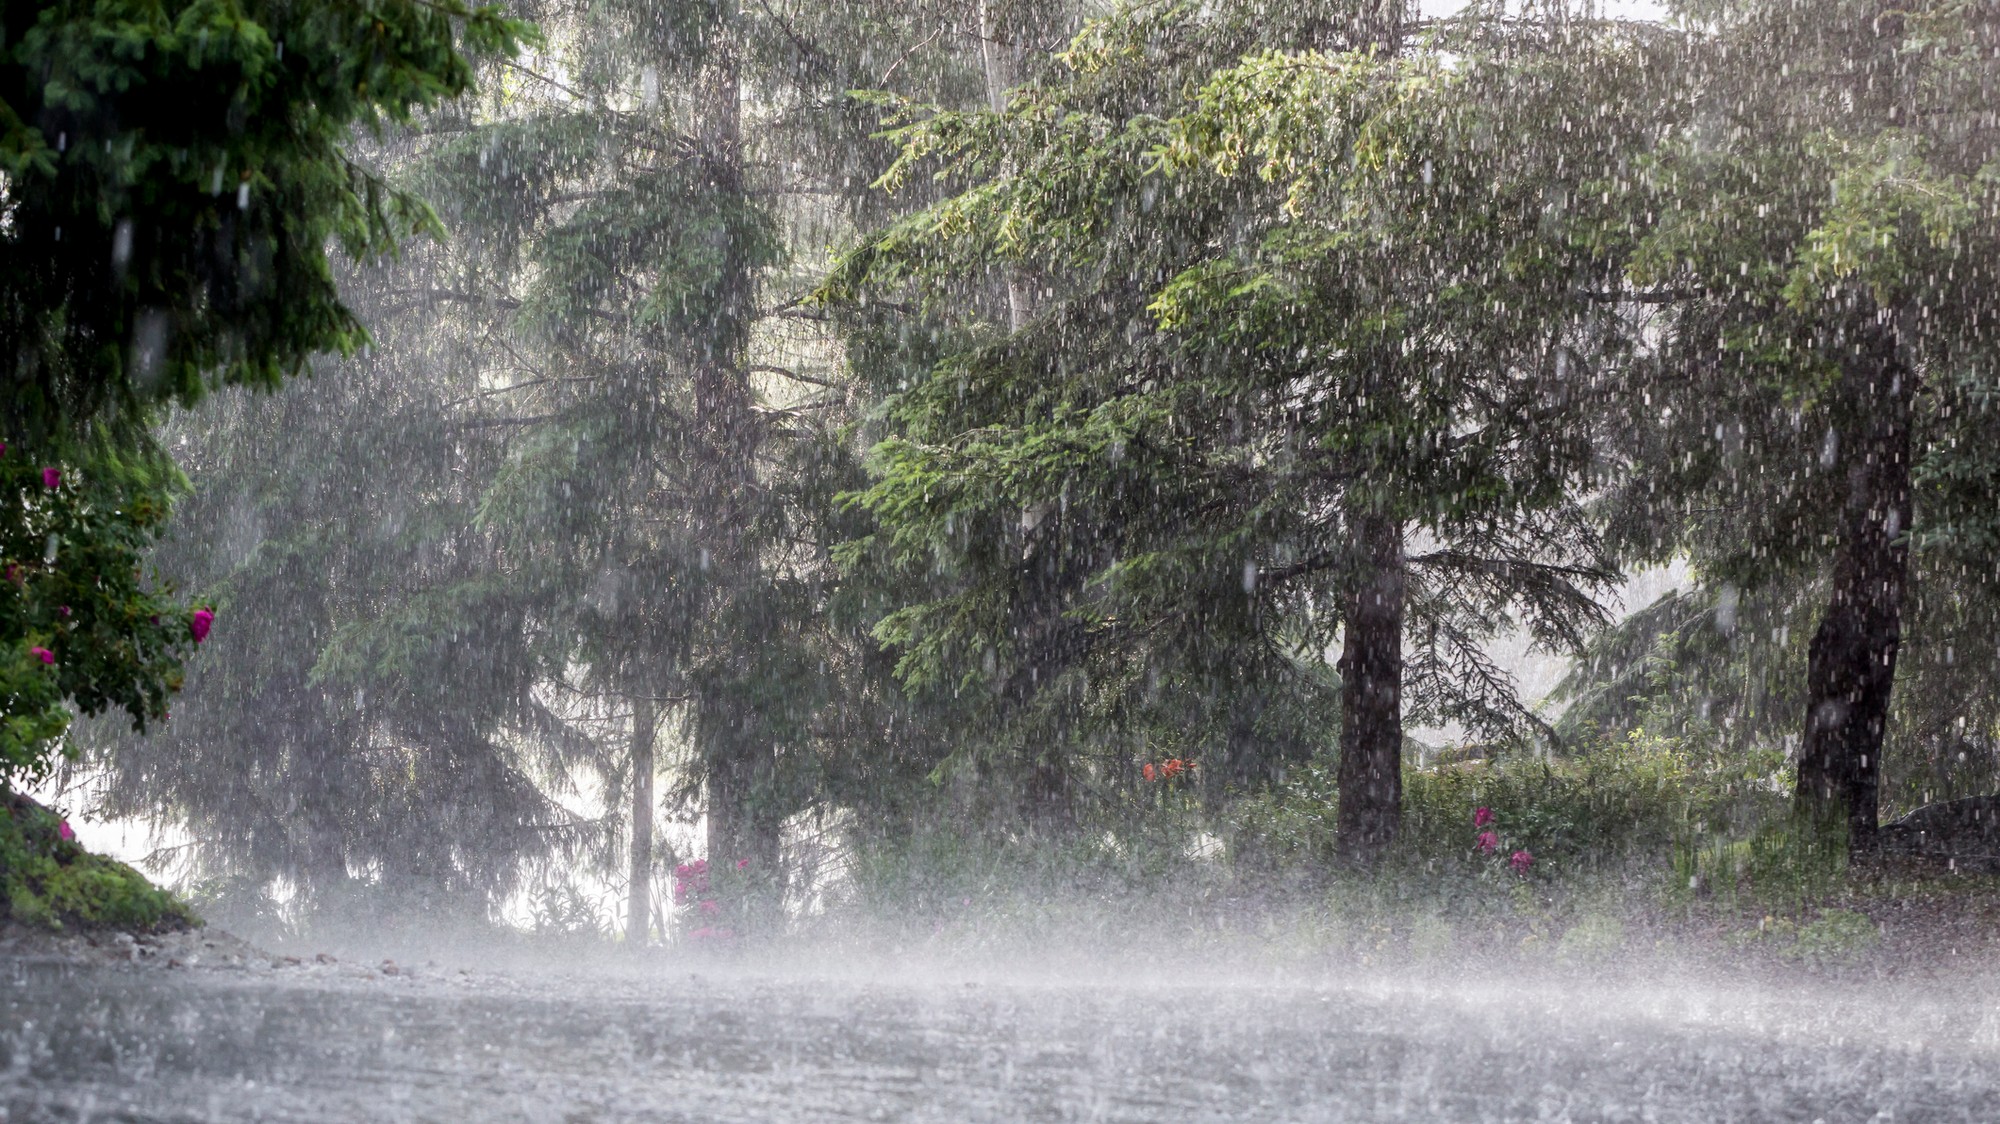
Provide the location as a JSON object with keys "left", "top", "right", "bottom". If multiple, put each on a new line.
{"left": 1469, "top": 807, "right": 1533, "bottom": 876}
{"left": 672, "top": 856, "right": 756, "bottom": 943}
{"left": 0, "top": 443, "right": 210, "bottom": 785}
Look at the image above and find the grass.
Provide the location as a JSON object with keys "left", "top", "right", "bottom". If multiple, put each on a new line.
{"left": 1, "top": 789, "right": 197, "bottom": 934}
{"left": 816, "top": 732, "right": 2000, "bottom": 975}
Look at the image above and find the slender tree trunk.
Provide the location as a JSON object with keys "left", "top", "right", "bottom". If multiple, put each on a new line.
{"left": 626, "top": 693, "right": 657, "bottom": 944}
{"left": 980, "top": 2, "right": 1064, "bottom": 830}
{"left": 976, "top": 0, "right": 1030, "bottom": 332}
{"left": 1334, "top": 511, "right": 1406, "bottom": 865}
{"left": 1795, "top": 321, "right": 1913, "bottom": 854}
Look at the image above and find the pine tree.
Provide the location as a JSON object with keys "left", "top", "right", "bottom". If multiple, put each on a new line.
{"left": 824, "top": 3, "right": 1658, "bottom": 859}
{"left": 97, "top": 0, "right": 1054, "bottom": 931}
{"left": 1600, "top": 0, "right": 2000, "bottom": 850}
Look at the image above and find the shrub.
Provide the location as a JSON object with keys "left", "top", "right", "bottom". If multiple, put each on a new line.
{"left": 1232, "top": 728, "right": 1793, "bottom": 888}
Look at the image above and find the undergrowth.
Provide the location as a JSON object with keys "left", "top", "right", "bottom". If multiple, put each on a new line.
{"left": 823, "top": 730, "right": 1970, "bottom": 970}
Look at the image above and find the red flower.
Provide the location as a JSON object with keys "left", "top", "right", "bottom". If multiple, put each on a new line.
{"left": 1510, "top": 850, "right": 1534, "bottom": 873}
{"left": 1476, "top": 831, "right": 1499, "bottom": 854}
{"left": 40, "top": 467, "right": 59, "bottom": 489}
{"left": 1142, "top": 763, "right": 1156, "bottom": 781}
{"left": 1473, "top": 806, "right": 1493, "bottom": 828}
{"left": 190, "top": 608, "right": 215, "bottom": 643}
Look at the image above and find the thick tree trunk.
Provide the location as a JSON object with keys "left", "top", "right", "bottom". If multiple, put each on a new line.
{"left": 625, "top": 693, "right": 657, "bottom": 944}
{"left": 691, "top": 12, "right": 783, "bottom": 901}
{"left": 706, "top": 737, "right": 781, "bottom": 872}
{"left": 1334, "top": 512, "right": 1406, "bottom": 864}
{"left": 1794, "top": 322, "right": 1912, "bottom": 855}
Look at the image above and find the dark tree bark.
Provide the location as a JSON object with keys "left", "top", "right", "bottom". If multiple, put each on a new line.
{"left": 706, "top": 737, "right": 781, "bottom": 873}
{"left": 1334, "top": 511, "right": 1406, "bottom": 864}
{"left": 1794, "top": 320, "right": 1913, "bottom": 854}
{"left": 689, "top": 15, "right": 785, "bottom": 895}
{"left": 626, "top": 693, "right": 657, "bottom": 944}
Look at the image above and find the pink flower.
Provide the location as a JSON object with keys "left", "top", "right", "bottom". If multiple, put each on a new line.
{"left": 58, "top": 819, "right": 74, "bottom": 842}
{"left": 190, "top": 608, "right": 215, "bottom": 643}
{"left": 1510, "top": 850, "right": 1534, "bottom": 873}
{"left": 735, "top": 857, "right": 749, "bottom": 870}
{"left": 1476, "top": 831, "right": 1498, "bottom": 854}
{"left": 40, "top": 467, "right": 59, "bottom": 489}
{"left": 1473, "top": 806, "right": 1493, "bottom": 827}
{"left": 57, "top": 605, "right": 70, "bottom": 618}
{"left": 698, "top": 899, "right": 721, "bottom": 916}
{"left": 674, "top": 863, "right": 691, "bottom": 877}
{"left": 30, "top": 646, "right": 53, "bottom": 665}
{"left": 689, "top": 858, "right": 708, "bottom": 874}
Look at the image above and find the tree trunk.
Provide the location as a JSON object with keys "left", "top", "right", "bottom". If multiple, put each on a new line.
{"left": 625, "top": 693, "right": 657, "bottom": 944}
{"left": 706, "top": 737, "right": 781, "bottom": 879}
{"left": 1334, "top": 511, "right": 1406, "bottom": 865}
{"left": 975, "top": 0, "right": 1030, "bottom": 332}
{"left": 1795, "top": 322, "right": 1913, "bottom": 854}
{"left": 691, "top": 8, "right": 783, "bottom": 900}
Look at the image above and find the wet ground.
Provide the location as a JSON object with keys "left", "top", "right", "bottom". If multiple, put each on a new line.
{"left": 4, "top": 945, "right": 1999, "bottom": 1123}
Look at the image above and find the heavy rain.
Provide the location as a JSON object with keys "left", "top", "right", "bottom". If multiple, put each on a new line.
{"left": 4, "top": 0, "right": 2000, "bottom": 1120}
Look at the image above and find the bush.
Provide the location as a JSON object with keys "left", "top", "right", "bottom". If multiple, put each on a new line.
{"left": 1232, "top": 729, "right": 1793, "bottom": 888}
{"left": 1671, "top": 814, "right": 1849, "bottom": 911}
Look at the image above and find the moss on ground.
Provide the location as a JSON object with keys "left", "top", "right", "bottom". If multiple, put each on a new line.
{"left": 1, "top": 790, "right": 196, "bottom": 933}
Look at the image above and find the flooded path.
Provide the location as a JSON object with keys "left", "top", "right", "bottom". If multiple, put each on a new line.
{"left": 4, "top": 953, "right": 1997, "bottom": 1122}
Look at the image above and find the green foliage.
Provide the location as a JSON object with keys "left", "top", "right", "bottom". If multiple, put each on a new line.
{"left": 1233, "top": 730, "right": 1794, "bottom": 883}
{"left": 0, "top": 0, "right": 533, "bottom": 435}
{"left": 1673, "top": 815, "right": 1850, "bottom": 913}
{"left": 1596, "top": 0, "right": 2000, "bottom": 833}
{"left": 0, "top": 791, "right": 194, "bottom": 932}
{"left": 86, "top": 0, "right": 1056, "bottom": 913}
{"left": 1728, "top": 907, "right": 1881, "bottom": 967}
{"left": 823, "top": 5, "right": 1672, "bottom": 838}
{"left": 0, "top": 440, "right": 197, "bottom": 784}
{"left": 0, "top": 0, "right": 528, "bottom": 802}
